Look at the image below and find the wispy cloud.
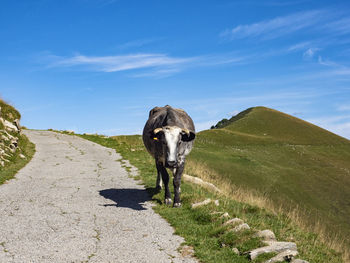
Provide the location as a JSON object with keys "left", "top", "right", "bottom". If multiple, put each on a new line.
{"left": 323, "top": 17, "right": 350, "bottom": 36}
{"left": 220, "top": 10, "right": 325, "bottom": 40}
{"left": 303, "top": 47, "right": 320, "bottom": 59}
{"left": 315, "top": 56, "right": 350, "bottom": 77}
{"left": 42, "top": 51, "right": 249, "bottom": 77}
{"left": 288, "top": 41, "right": 311, "bottom": 51}
{"left": 48, "top": 53, "right": 196, "bottom": 73}
{"left": 317, "top": 56, "right": 339, "bottom": 67}
{"left": 221, "top": 9, "right": 350, "bottom": 42}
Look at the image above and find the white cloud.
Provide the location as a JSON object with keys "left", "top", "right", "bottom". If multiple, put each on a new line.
{"left": 323, "top": 17, "right": 350, "bottom": 35}
{"left": 221, "top": 9, "right": 350, "bottom": 41}
{"left": 303, "top": 48, "right": 320, "bottom": 59}
{"left": 317, "top": 56, "right": 340, "bottom": 67}
{"left": 43, "top": 52, "right": 250, "bottom": 77}
{"left": 288, "top": 41, "right": 311, "bottom": 51}
{"left": 51, "top": 53, "right": 194, "bottom": 73}
{"left": 220, "top": 10, "right": 324, "bottom": 40}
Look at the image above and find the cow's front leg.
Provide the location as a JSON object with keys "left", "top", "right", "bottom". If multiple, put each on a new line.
{"left": 173, "top": 161, "right": 185, "bottom": 207}
{"left": 155, "top": 161, "right": 163, "bottom": 191}
{"left": 156, "top": 162, "right": 172, "bottom": 205}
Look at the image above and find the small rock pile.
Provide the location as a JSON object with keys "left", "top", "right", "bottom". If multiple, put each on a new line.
{"left": 0, "top": 105, "right": 23, "bottom": 167}
{"left": 191, "top": 198, "right": 309, "bottom": 263}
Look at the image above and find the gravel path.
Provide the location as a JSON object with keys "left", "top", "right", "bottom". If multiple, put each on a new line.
{"left": 0, "top": 130, "right": 196, "bottom": 263}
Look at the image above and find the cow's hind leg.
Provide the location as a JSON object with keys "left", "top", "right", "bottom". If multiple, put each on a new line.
{"left": 156, "top": 162, "right": 172, "bottom": 205}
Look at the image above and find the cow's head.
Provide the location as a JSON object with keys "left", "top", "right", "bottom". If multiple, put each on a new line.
{"left": 151, "top": 126, "right": 195, "bottom": 168}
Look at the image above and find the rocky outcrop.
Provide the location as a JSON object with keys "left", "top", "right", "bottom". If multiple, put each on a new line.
{"left": 0, "top": 102, "right": 23, "bottom": 167}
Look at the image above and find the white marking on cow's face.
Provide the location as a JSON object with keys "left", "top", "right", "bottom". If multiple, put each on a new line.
{"left": 163, "top": 126, "right": 182, "bottom": 164}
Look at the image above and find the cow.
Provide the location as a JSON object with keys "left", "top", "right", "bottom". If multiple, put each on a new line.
{"left": 142, "top": 105, "right": 195, "bottom": 207}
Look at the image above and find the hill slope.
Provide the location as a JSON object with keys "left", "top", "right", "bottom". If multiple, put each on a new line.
{"left": 187, "top": 106, "right": 350, "bottom": 256}
{"left": 0, "top": 99, "right": 35, "bottom": 184}
{"left": 211, "top": 106, "right": 349, "bottom": 144}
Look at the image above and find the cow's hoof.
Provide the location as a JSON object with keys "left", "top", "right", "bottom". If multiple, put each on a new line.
{"left": 155, "top": 185, "right": 162, "bottom": 191}
{"left": 164, "top": 198, "right": 172, "bottom": 206}
{"left": 173, "top": 202, "right": 182, "bottom": 208}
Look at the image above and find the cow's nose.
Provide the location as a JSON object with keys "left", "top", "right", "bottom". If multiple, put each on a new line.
{"left": 167, "top": 161, "right": 177, "bottom": 167}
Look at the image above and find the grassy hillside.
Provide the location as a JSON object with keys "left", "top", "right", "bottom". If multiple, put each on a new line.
{"left": 0, "top": 99, "right": 21, "bottom": 122}
{"left": 0, "top": 99, "right": 35, "bottom": 184}
{"left": 186, "top": 106, "right": 350, "bottom": 258}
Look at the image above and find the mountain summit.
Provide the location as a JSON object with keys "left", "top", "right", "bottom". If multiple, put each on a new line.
{"left": 211, "top": 106, "right": 349, "bottom": 145}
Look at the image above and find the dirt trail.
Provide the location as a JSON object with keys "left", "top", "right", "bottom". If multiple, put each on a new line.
{"left": 0, "top": 130, "right": 196, "bottom": 263}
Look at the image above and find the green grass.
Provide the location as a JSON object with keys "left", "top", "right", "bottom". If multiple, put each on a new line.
{"left": 0, "top": 99, "right": 21, "bottom": 121}
{"left": 76, "top": 132, "right": 343, "bottom": 263}
{"left": 187, "top": 107, "right": 350, "bottom": 259}
{"left": 0, "top": 133, "right": 35, "bottom": 185}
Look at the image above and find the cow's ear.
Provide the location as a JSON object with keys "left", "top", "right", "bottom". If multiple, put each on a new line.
{"left": 181, "top": 132, "right": 195, "bottom": 142}
{"left": 150, "top": 130, "right": 162, "bottom": 140}
{"left": 149, "top": 107, "right": 161, "bottom": 118}
{"left": 149, "top": 131, "right": 156, "bottom": 139}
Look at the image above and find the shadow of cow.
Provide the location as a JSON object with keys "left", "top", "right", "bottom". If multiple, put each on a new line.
{"left": 99, "top": 188, "right": 152, "bottom": 211}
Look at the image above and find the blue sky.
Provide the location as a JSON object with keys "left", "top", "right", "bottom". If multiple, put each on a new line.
{"left": 1, "top": 0, "right": 350, "bottom": 139}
